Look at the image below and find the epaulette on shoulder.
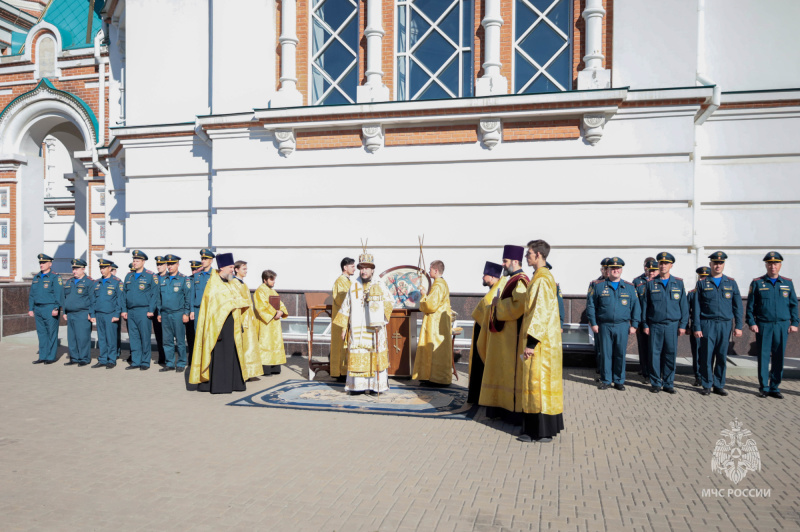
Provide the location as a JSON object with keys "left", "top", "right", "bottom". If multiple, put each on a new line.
{"left": 673, "top": 276, "right": 683, "bottom": 281}
{"left": 592, "top": 279, "right": 603, "bottom": 285}
{"left": 145, "top": 269, "right": 153, "bottom": 274}
{"left": 784, "top": 277, "right": 792, "bottom": 281}
{"left": 727, "top": 276, "right": 734, "bottom": 280}
{"left": 623, "top": 280, "right": 634, "bottom": 286}
{"left": 753, "top": 277, "right": 761, "bottom": 281}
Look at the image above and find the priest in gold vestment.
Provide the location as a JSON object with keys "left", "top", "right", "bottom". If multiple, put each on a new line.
{"left": 479, "top": 245, "right": 529, "bottom": 420}
{"left": 413, "top": 260, "right": 453, "bottom": 385}
{"left": 333, "top": 252, "right": 394, "bottom": 393}
{"left": 189, "top": 253, "right": 263, "bottom": 393}
{"left": 517, "top": 240, "right": 564, "bottom": 442}
{"left": 330, "top": 257, "right": 355, "bottom": 381}
{"left": 253, "top": 269, "right": 289, "bottom": 375}
{"left": 467, "top": 261, "right": 503, "bottom": 404}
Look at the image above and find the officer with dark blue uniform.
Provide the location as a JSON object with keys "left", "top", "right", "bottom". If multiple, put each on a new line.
{"left": 121, "top": 250, "right": 159, "bottom": 370}
{"left": 746, "top": 251, "right": 799, "bottom": 399}
{"left": 157, "top": 254, "right": 192, "bottom": 372}
{"left": 190, "top": 248, "right": 215, "bottom": 333}
{"left": 29, "top": 253, "right": 64, "bottom": 364}
{"left": 640, "top": 252, "right": 688, "bottom": 394}
{"left": 687, "top": 266, "right": 710, "bottom": 387}
{"left": 587, "top": 257, "right": 640, "bottom": 390}
{"left": 185, "top": 259, "right": 203, "bottom": 363}
{"left": 62, "top": 259, "right": 96, "bottom": 366}
{"left": 92, "top": 258, "right": 124, "bottom": 368}
{"left": 633, "top": 258, "right": 658, "bottom": 382}
{"left": 693, "top": 251, "right": 743, "bottom": 397}
{"left": 589, "top": 258, "right": 610, "bottom": 378}
{"left": 152, "top": 256, "right": 168, "bottom": 366}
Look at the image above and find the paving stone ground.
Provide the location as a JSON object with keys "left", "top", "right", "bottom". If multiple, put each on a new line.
{"left": 1, "top": 331, "right": 798, "bottom": 532}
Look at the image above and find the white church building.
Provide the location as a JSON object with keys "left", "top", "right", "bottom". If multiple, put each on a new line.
{"left": 0, "top": 0, "right": 797, "bottom": 295}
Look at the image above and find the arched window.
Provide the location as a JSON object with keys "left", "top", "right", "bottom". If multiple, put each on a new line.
{"left": 396, "top": 0, "right": 474, "bottom": 101}
{"left": 37, "top": 35, "right": 57, "bottom": 79}
{"left": 311, "top": 0, "right": 360, "bottom": 105}
{"left": 514, "top": 0, "right": 572, "bottom": 94}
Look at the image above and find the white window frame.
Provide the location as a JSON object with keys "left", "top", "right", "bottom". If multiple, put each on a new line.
{"left": 0, "top": 250, "right": 9, "bottom": 277}
{"left": 91, "top": 185, "right": 105, "bottom": 214}
{"left": 0, "top": 187, "right": 9, "bottom": 214}
{"left": 92, "top": 218, "right": 106, "bottom": 246}
{"left": 0, "top": 219, "right": 8, "bottom": 245}
{"left": 395, "top": 0, "right": 473, "bottom": 101}
{"left": 512, "top": 0, "right": 572, "bottom": 94}
{"left": 309, "top": 0, "right": 360, "bottom": 105}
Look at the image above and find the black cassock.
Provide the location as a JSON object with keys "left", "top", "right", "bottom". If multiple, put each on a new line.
{"left": 466, "top": 323, "right": 484, "bottom": 404}
{"left": 198, "top": 312, "right": 246, "bottom": 394}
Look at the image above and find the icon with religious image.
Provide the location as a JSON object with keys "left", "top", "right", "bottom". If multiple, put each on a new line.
{"left": 379, "top": 265, "right": 432, "bottom": 309}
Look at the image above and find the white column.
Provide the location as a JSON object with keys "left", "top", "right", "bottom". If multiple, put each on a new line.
{"left": 271, "top": 0, "right": 303, "bottom": 107}
{"left": 577, "top": 0, "right": 610, "bottom": 89}
{"left": 357, "top": 0, "right": 390, "bottom": 102}
{"left": 475, "top": 0, "right": 507, "bottom": 96}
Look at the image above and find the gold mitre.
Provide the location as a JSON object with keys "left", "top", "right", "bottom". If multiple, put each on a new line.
{"left": 357, "top": 238, "right": 375, "bottom": 268}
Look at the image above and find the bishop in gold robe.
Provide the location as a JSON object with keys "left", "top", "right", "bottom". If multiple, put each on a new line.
{"left": 253, "top": 269, "right": 289, "bottom": 375}
{"left": 517, "top": 240, "right": 564, "bottom": 443}
{"left": 413, "top": 260, "right": 453, "bottom": 385}
{"left": 467, "top": 261, "right": 504, "bottom": 404}
{"left": 479, "top": 245, "right": 529, "bottom": 420}
{"left": 332, "top": 252, "right": 394, "bottom": 393}
{"left": 330, "top": 258, "right": 355, "bottom": 380}
{"left": 189, "top": 253, "right": 263, "bottom": 393}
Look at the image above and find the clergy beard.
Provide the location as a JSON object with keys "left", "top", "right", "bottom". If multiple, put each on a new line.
{"left": 482, "top": 279, "right": 492, "bottom": 287}
{"left": 502, "top": 267, "right": 511, "bottom": 276}
{"left": 221, "top": 272, "right": 235, "bottom": 282}
{"left": 361, "top": 274, "right": 373, "bottom": 283}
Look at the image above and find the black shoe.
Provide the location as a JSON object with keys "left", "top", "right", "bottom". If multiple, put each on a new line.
{"left": 757, "top": 391, "right": 768, "bottom": 398}
{"left": 598, "top": 383, "right": 609, "bottom": 390}
{"left": 769, "top": 392, "right": 784, "bottom": 399}
{"left": 140, "top": 366, "right": 150, "bottom": 371}
{"left": 44, "top": 360, "right": 55, "bottom": 365}
{"left": 125, "top": 365, "right": 140, "bottom": 370}
{"left": 91, "top": 362, "right": 105, "bottom": 368}
{"left": 77, "top": 362, "right": 89, "bottom": 367}
{"left": 32, "top": 360, "right": 45, "bottom": 364}
{"left": 534, "top": 437, "right": 553, "bottom": 443}
{"left": 701, "top": 388, "right": 711, "bottom": 396}
{"left": 176, "top": 366, "right": 186, "bottom": 373}
{"left": 594, "top": 377, "right": 601, "bottom": 383}
{"left": 692, "top": 378, "right": 701, "bottom": 387}
{"left": 712, "top": 388, "right": 728, "bottom": 397}
{"left": 641, "top": 376, "right": 650, "bottom": 384}
{"left": 517, "top": 435, "right": 532, "bottom": 442}
{"left": 613, "top": 384, "right": 625, "bottom": 391}
{"left": 159, "top": 367, "right": 173, "bottom": 372}
{"left": 64, "top": 360, "right": 78, "bottom": 366}
{"left": 663, "top": 387, "right": 676, "bottom": 394}
{"left": 106, "top": 363, "right": 115, "bottom": 369}
{"left": 272, "top": 365, "right": 282, "bottom": 375}
{"left": 650, "top": 387, "right": 660, "bottom": 393}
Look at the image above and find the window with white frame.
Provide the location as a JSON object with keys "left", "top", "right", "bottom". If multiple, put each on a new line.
{"left": 0, "top": 219, "right": 8, "bottom": 245}
{"left": 0, "top": 187, "right": 9, "bottom": 214}
{"left": 311, "top": 0, "right": 360, "bottom": 105}
{"left": 0, "top": 250, "right": 9, "bottom": 276}
{"left": 36, "top": 35, "right": 57, "bottom": 79}
{"left": 92, "top": 219, "right": 106, "bottom": 245}
{"left": 91, "top": 186, "right": 105, "bottom": 214}
{"left": 396, "top": 0, "right": 474, "bottom": 101}
{"left": 514, "top": 0, "right": 572, "bottom": 94}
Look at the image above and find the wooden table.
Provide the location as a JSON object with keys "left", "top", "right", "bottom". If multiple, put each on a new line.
{"left": 304, "top": 292, "right": 332, "bottom": 380}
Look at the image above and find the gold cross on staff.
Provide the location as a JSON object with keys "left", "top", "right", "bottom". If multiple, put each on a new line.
{"left": 392, "top": 332, "right": 402, "bottom": 352}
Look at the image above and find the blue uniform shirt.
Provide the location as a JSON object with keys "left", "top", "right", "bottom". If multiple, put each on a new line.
{"left": 63, "top": 276, "right": 96, "bottom": 317}
{"left": 123, "top": 269, "right": 159, "bottom": 313}
{"left": 587, "top": 278, "right": 640, "bottom": 327}
{"left": 640, "top": 275, "right": 688, "bottom": 328}
{"left": 158, "top": 273, "right": 192, "bottom": 314}
{"left": 192, "top": 268, "right": 213, "bottom": 310}
{"left": 693, "top": 274, "right": 743, "bottom": 331}
{"left": 94, "top": 276, "right": 125, "bottom": 316}
{"left": 746, "top": 275, "right": 799, "bottom": 326}
{"left": 29, "top": 271, "right": 64, "bottom": 312}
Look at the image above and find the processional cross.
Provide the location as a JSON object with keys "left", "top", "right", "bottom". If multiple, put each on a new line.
{"left": 392, "top": 332, "right": 402, "bottom": 352}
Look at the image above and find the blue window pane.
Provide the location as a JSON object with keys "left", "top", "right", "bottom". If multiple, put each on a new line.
{"left": 409, "top": 58, "right": 430, "bottom": 96}
{"left": 409, "top": 11, "right": 431, "bottom": 48}
{"left": 440, "top": 4, "right": 460, "bottom": 43}
{"left": 415, "top": 29, "right": 454, "bottom": 73}
{"left": 439, "top": 57, "right": 458, "bottom": 94}
{"left": 418, "top": 81, "right": 451, "bottom": 101}
{"left": 521, "top": 72, "right": 560, "bottom": 94}
{"left": 341, "top": 17, "right": 358, "bottom": 50}
{"left": 462, "top": 0, "right": 473, "bottom": 47}
{"left": 398, "top": 5, "right": 407, "bottom": 52}
{"left": 322, "top": 87, "right": 350, "bottom": 106}
{"left": 315, "top": 0, "right": 352, "bottom": 31}
{"left": 315, "top": 38, "right": 352, "bottom": 80}
{"left": 548, "top": 0, "right": 570, "bottom": 35}
{"left": 312, "top": 18, "right": 333, "bottom": 50}
{"left": 462, "top": 52, "right": 473, "bottom": 96}
{"left": 397, "top": 57, "right": 407, "bottom": 100}
{"left": 530, "top": 0, "right": 556, "bottom": 14}
{"left": 515, "top": 0, "right": 537, "bottom": 40}
{"left": 519, "top": 18, "right": 565, "bottom": 66}
{"left": 414, "top": 0, "right": 451, "bottom": 23}
{"left": 339, "top": 66, "right": 358, "bottom": 100}
{"left": 514, "top": 51, "right": 536, "bottom": 92}
{"left": 313, "top": 73, "right": 332, "bottom": 103}
{"left": 548, "top": 48, "right": 571, "bottom": 89}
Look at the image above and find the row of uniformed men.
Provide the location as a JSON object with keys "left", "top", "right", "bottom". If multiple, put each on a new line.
{"left": 29, "top": 249, "right": 219, "bottom": 370}
{"left": 587, "top": 251, "right": 798, "bottom": 398}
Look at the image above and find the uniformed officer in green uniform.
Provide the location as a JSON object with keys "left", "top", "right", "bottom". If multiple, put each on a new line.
{"left": 693, "top": 252, "right": 743, "bottom": 396}
{"left": 153, "top": 256, "right": 168, "bottom": 366}
{"left": 633, "top": 258, "right": 658, "bottom": 382}
{"left": 640, "top": 252, "right": 688, "bottom": 394}
{"left": 62, "top": 259, "right": 96, "bottom": 366}
{"left": 91, "top": 258, "right": 124, "bottom": 368}
{"left": 29, "top": 253, "right": 64, "bottom": 364}
{"left": 587, "top": 257, "right": 640, "bottom": 390}
{"left": 157, "top": 254, "right": 192, "bottom": 372}
{"left": 185, "top": 260, "right": 203, "bottom": 364}
{"left": 121, "top": 250, "right": 159, "bottom": 370}
{"left": 687, "top": 266, "right": 710, "bottom": 387}
{"left": 746, "top": 251, "right": 799, "bottom": 399}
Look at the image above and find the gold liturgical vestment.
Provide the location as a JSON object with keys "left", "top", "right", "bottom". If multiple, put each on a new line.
{"left": 253, "top": 284, "right": 289, "bottom": 366}
{"left": 329, "top": 274, "right": 351, "bottom": 377}
{"left": 189, "top": 270, "right": 263, "bottom": 384}
{"left": 413, "top": 278, "right": 453, "bottom": 384}
{"left": 332, "top": 277, "right": 393, "bottom": 378}
{"left": 479, "top": 275, "right": 528, "bottom": 411}
{"left": 469, "top": 278, "right": 503, "bottom": 374}
{"left": 516, "top": 267, "right": 563, "bottom": 415}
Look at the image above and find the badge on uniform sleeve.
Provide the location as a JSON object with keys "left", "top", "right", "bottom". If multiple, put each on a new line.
{"left": 57, "top": 277, "right": 62, "bottom": 285}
